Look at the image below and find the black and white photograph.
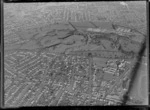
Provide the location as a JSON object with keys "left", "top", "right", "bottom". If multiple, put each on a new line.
{"left": 2, "top": 1, "right": 148, "bottom": 108}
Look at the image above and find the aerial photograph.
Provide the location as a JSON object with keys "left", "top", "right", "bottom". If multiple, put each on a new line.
{"left": 3, "top": 1, "right": 148, "bottom": 107}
